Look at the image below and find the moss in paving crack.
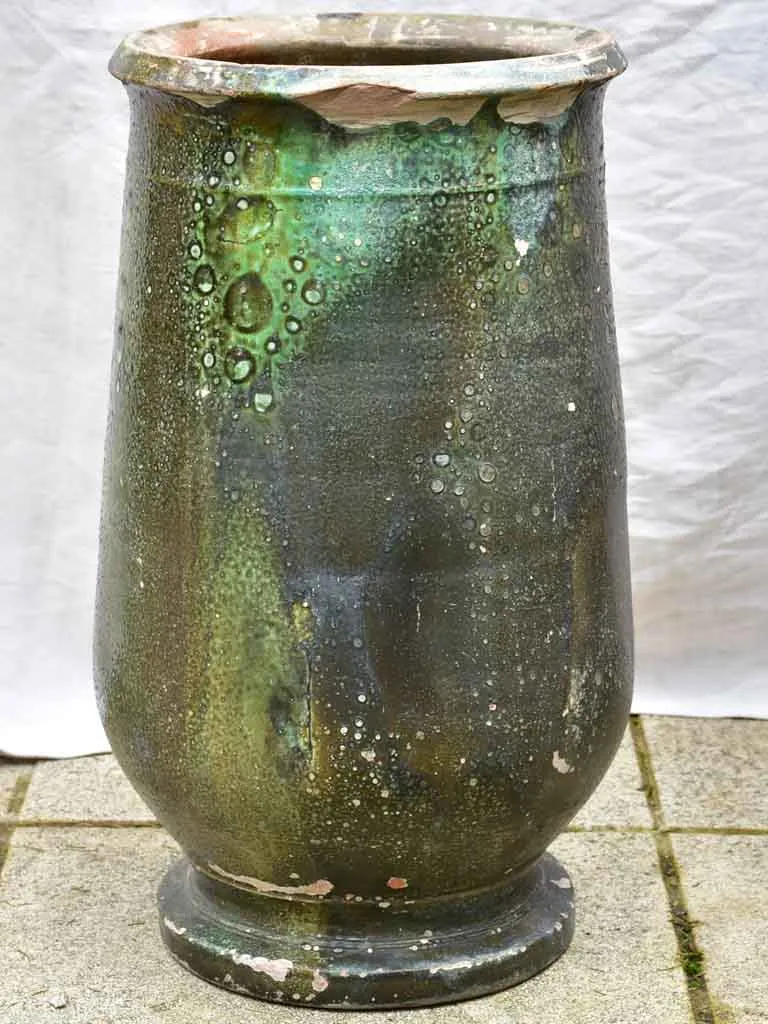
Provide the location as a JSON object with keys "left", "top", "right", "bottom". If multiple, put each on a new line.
{"left": 681, "top": 948, "right": 706, "bottom": 988}
{"left": 669, "top": 906, "right": 706, "bottom": 989}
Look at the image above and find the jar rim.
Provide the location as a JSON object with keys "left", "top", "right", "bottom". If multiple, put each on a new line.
{"left": 110, "top": 12, "right": 626, "bottom": 109}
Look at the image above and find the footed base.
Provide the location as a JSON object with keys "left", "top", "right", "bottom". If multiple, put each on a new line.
{"left": 158, "top": 854, "right": 574, "bottom": 1009}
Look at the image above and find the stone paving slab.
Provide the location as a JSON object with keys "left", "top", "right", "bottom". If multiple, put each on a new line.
{"left": 0, "top": 826, "right": 690, "bottom": 1024}
{"left": 571, "top": 727, "right": 650, "bottom": 829}
{"left": 673, "top": 834, "right": 768, "bottom": 1024}
{"left": 17, "top": 754, "right": 155, "bottom": 823}
{"left": 643, "top": 716, "right": 768, "bottom": 829}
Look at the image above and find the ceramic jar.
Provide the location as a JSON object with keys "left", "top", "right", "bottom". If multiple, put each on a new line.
{"left": 96, "top": 13, "right": 632, "bottom": 1009}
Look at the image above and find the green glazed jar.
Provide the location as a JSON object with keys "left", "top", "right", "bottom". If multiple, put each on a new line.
{"left": 96, "top": 13, "right": 632, "bottom": 1009}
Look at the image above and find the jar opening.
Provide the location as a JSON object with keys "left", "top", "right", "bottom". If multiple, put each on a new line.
{"left": 196, "top": 42, "right": 531, "bottom": 67}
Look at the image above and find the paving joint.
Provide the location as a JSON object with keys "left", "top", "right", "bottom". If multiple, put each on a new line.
{"left": 566, "top": 823, "right": 652, "bottom": 834}
{"left": 0, "top": 821, "right": 654, "bottom": 832}
{"left": 631, "top": 716, "right": 716, "bottom": 1024}
{"left": 4, "top": 816, "right": 764, "bottom": 839}
{"left": 0, "top": 768, "right": 34, "bottom": 881}
{"left": 661, "top": 825, "right": 768, "bottom": 837}
{"left": 7, "top": 819, "right": 162, "bottom": 828}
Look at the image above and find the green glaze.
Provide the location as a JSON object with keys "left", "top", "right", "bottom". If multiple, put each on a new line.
{"left": 95, "top": 13, "right": 631, "bottom": 1008}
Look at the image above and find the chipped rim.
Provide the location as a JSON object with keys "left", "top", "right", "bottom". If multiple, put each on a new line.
{"left": 109, "top": 12, "right": 627, "bottom": 104}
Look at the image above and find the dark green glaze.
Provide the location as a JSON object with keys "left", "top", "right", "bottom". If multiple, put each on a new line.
{"left": 95, "top": 13, "right": 631, "bottom": 1008}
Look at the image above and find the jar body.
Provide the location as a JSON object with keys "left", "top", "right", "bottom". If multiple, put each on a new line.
{"left": 95, "top": 65, "right": 632, "bottom": 1005}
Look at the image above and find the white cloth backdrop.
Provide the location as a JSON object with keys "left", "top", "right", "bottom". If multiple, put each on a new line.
{"left": 1, "top": 1, "right": 766, "bottom": 757}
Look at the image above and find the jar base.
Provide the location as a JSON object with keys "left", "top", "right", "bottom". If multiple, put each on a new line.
{"left": 158, "top": 852, "right": 574, "bottom": 1009}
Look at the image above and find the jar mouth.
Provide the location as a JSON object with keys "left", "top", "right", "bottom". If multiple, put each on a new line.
{"left": 110, "top": 12, "right": 626, "bottom": 100}
{"left": 195, "top": 42, "right": 536, "bottom": 68}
